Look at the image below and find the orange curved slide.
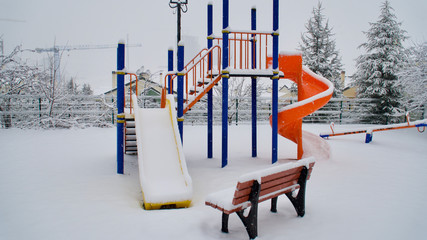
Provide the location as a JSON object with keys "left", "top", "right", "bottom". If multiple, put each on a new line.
{"left": 268, "top": 53, "right": 334, "bottom": 159}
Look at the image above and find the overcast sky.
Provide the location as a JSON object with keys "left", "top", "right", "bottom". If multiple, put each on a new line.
{"left": 1, "top": 0, "right": 426, "bottom": 93}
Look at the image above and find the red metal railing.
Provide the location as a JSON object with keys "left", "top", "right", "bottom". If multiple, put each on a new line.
{"left": 164, "top": 45, "right": 222, "bottom": 114}
{"left": 122, "top": 72, "right": 138, "bottom": 115}
{"left": 165, "top": 48, "right": 209, "bottom": 94}
{"left": 212, "top": 31, "right": 272, "bottom": 70}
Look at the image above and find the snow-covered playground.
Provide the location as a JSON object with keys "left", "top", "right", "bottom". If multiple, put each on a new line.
{"left": 1, "top": 123, "right": 426, "bottom": 240}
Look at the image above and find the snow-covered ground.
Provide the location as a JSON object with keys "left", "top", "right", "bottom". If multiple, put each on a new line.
{"left": 1, "top": 123, "right": 426, "bottom": 240}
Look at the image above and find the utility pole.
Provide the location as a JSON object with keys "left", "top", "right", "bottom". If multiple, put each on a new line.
{"left": 169, "top": 0, "right": 188, "bottom": 45}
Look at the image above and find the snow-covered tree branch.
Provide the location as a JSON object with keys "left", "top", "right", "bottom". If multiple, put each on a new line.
{"left": 396, "top": 41, "right": 427, "bottom": 116}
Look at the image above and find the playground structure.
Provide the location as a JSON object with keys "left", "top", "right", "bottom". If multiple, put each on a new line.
{"left": 320, "top": 115, "right": 427, "bottom": 143}
{"left": 114, "top": 0, "right": 334, "bottom": 209}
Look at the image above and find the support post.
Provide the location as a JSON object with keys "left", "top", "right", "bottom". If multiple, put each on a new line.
{"left": 116, "top": 41, "right": 125, "bottom": 174}
{"left": 168, "top": 48, "right": 174, "bottom": 94}
{"left": 272, "top": 0, "right": 279, "bottom": 164}
{"left": 221, "top": 213, "right": 229, "bottom": 233}
{"left": 251, "top": 7, "right": 257, "bottom": 158}
{"left": 177, "top": 42, "right": 185, "bottom": 143}
{"left": 207, "top": 2, "right": 214, "bottom": 159}
{"left": 177, "top": 4, "right": 182, "bottom": 44}
{"left": 222, "top": 0, "right": 230, "bottom": 168}
{"left": 271, "top": 196, "right": 278, "bottom": 213}
{"left": 285, "top": 166, "right": 309, "bottom": 217}
{"left": 235, "top": 181, "right": 260, "bottom": 239}
{"left": 365, "top": 132, "right": 373, "bottom": 143}
{"left": 235, "top": 99, "right": 239, "bottom": 125}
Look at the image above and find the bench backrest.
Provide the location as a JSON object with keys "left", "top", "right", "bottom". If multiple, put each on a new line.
{"left": 231, "top": 158, "right": 315, "bottom": 206}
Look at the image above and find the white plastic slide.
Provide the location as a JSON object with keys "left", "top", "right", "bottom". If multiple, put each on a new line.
{"left": 132, "top": 94, "right": 192, "bottom": 210}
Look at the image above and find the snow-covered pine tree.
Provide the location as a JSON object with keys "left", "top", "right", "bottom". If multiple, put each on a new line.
{"left": 396, "top": 42, "right": 427, "bottom": 118}
{"left": 353, "top": 1, "right": 408, "bottom": 124}
{"left": 299, "top": 2, "right": 343, "bottom": 97}
{"left": 65, "top": 78, "right": 78, "bottom": 95}
{"left": 81, "top": 83, "right": 93, "bottom": 95}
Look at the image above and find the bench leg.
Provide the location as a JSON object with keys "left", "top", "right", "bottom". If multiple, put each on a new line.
{"left": 285, "top": 166, "right": 308, "bottom": 217}
{"left": 271, "top": 197, "right": 278, "bottom": 213}
{"left": 221, "top": 213, "right": 229, "bottom": 233}
{"left": 235, "top": 181, "right": 260, "bottom": 240}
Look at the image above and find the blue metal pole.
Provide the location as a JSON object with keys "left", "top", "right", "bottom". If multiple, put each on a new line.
{"left": 222, "top": 0, "right": 229, "bottom": 168}
{"left": 272, "top": 0, "right": 279, "bottom": 164}
{"left": 207, "top": 2, "right": 213, "bottom": 159}
{"left": 117, "top": 41, "right": 125, "bottom": 174}
{"left": 251, "top": 7, "right": 257, "bottom": 158}
{"left": 168, "top": 48, "right": 174, "bottom": 94}
{"left": 177, "top": 42, "right": 184, "bottom": 143}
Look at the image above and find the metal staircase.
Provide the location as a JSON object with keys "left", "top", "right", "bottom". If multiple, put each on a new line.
{"left": 124, "top": 116, "right": 137, "bottom": 155}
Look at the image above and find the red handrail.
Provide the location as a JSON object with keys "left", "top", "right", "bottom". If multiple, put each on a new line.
{"left": 210, "top": 31, "right": 272, "bottom": 71}
{"left": 164, "top": 48, "right": 209, "bottom": 94}
{"left": 163, "top": 45, "right": 222, "bottom": 114}
{"left": 184, "top": 45, "right": 221, "bottom": 109}
{"left": 121, "top": 72, "right": 138, "bottom": 115}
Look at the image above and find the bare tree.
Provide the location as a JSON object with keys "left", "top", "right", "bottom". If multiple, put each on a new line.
{"left": 213, "top": 77, "right": 265, "bottom": 124}
{"left": 0, "top": 46, "right": 41, "bottom": 127}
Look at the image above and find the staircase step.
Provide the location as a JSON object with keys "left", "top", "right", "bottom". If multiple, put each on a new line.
{"left": 126, "top": 146, "right": 137, "bottom": 151}
{"left": 125, "top": 150, "right": 137, "bottom": 155}
{"left": 126, "top": 135, "right": 137, "bottom": 141}
{"left": 189, "top": 89, "right": 199, "bottom": 95}
{"left": 125, "top": 140, "right": 137, "bottom": 147}
{"left": 126, "top": 128, "right": 136, "bottom": 135}
{"left": 197, "top": 80, "right": 210, "bottom": 87}
{"left": 126, "top": 122, "right": 135, "bottom": 128}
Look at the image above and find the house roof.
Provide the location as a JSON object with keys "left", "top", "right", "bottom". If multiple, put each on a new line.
{"left": 103, "top": 75, "right": 164, "bottom": 96}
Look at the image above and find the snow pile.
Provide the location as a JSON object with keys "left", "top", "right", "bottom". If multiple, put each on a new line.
{"left": 302, "top": 130, "right": 331, "bottom": 161}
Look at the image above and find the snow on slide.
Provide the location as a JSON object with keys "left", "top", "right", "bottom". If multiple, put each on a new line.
{"left": 132, "top": 94, "right": 192, "bottom": 210}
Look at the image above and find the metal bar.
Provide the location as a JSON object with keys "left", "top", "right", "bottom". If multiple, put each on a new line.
{"left": 222, "top": 0, "right": 229, "bottom": 168}
{"left": 207, "top": 1, "right": 213, "bottom": 159}
{"left": 168, "top": 49, "right": 174, "bottom": 94}
{"left": 240, "top": 33, "right": 243, "bottom": 69}
{"left": 116, "top": 41, "right": 125, "bottom": 174}
{"left": 178, "top": 43, "right": 184, "bottom": 143}
{"left": 272, "top": 0, "right": 279, "bottom": 164}
{"left": 251, "top": 7, "right": 257, "bottom": 158}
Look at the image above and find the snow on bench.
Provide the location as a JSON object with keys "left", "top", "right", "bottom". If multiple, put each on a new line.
{"left": 205, "top": 157, "right": 315, "bottom": 239}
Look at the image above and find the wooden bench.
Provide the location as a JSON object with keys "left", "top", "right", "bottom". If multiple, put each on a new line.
{"left": 205, "top": 157, "right": 315, "bottom": 239}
